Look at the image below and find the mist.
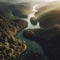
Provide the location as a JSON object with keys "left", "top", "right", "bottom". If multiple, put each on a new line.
{"left": 0, "top": 0, "right": 59, "bottom": 3}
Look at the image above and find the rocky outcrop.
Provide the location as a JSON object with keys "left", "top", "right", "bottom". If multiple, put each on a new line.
{"left": 0, "top": 2, "right": 32, "bottom": 18}
{"left": 0, "top": 17, "right": 27, "bottom": 60}
{"left": 23, "top": 26, "right": 60, "bottom": 60}
{"left": 0, "top": 8, "right": 15, "bottom": 20}
{"left": 30, "top": 17, "right": 37, "bottom": 25}
{"left": 37, "top": 10, "right": 60, "bottom": 29}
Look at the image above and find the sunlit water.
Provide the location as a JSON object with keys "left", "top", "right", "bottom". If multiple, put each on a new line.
{"left": 16, "top": 4, "right": 42, "bottom": 52}
{"left": 16, "top": 4, "right": 48, "bottom": 60}
{"left": 16, "top": 2, "right": 60, "bottom": 60}
{"left": 27, "top": 5, "right": 40, "bottom": 29}
{"left": 21, "top": 4, "right": 40, "bottom": 29}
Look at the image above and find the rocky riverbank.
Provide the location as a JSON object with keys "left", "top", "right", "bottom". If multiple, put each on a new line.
{"left": 0, "top": 16, "right": 27, "bottom": 60}
{"left": 23, "top": 24, "right": 60, "bottom": 60}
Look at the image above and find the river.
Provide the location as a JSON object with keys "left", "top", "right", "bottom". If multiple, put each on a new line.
{"left": 16, "top": 4, "right": 48, "bottom": 60}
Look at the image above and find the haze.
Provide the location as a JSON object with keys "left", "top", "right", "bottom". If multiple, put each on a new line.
{"left": 0, "top": 0, "right": 59, "bottom": 3}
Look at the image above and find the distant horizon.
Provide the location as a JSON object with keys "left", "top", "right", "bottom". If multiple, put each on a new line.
{"left": 0, "top": 0, "right": 59, "bottom": 3}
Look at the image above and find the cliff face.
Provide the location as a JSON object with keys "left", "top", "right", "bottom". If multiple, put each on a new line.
{"left": 0, "top": 2, "right": 32, "bottom": 18}
{"left": 23, "top": 25, "right": 60, "bottom": 60}
{"left": 22, "top": 5, "right": 60, "bottom": 60}
{"left": 0, "top": 17, "right": 27, "bottom": 60}
{"left": 37, "top": 10, "right": 60, "bottom": 29}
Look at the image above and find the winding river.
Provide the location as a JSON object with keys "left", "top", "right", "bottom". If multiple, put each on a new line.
{"left": 16, "top": 4, "right": 48, "bottom": 60}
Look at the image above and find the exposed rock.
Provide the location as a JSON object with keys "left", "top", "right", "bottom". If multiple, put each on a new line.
{"left": 0, "top": 8, "right": 15, "bottom": 20}
{"left": 0, "top": 2, "right": 32, "bottom": 18}
{"left": 37, "top": 10, "right": 60, "bottom": 29}
{"left": 0, "top": 17, "right": 27, "bottom": 60}
{"left": 23, "top": 26, "right": 60, "bottom": 60}
{"left": 12, "top": 9, "right": 28, "bottom": 18}
{"left": 30, "top": 17, "right": 37, "bottom": 25}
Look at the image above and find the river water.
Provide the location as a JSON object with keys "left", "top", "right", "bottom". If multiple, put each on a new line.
{"left": 16, "top": 4, "right": 48, "bottom": 60}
